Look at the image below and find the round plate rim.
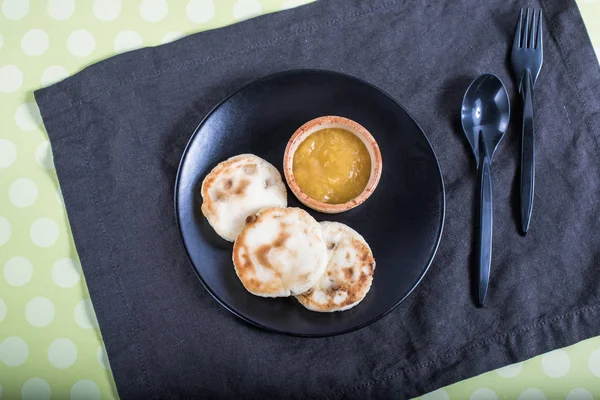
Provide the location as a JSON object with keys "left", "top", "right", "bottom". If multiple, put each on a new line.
{"left": 174, "top": 69, "right": 446, "bottom": 337}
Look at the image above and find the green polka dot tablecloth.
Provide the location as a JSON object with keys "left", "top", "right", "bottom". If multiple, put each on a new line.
{"left": 0, "top": 1, "right": 599, "bottom": 399}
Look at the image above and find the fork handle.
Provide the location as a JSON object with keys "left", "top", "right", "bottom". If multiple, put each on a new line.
{"left": 520, "top": 69, "right": 535, "bottom": 235}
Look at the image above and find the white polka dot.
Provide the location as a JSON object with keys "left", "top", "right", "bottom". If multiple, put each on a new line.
{"left": 56, "top": 188, "right": 64, "bottom": 205}
{"left": 47, "top": 0, "right": 74, "bottom": 20}
{"left": 140, "top": 0, "right": 168, "bottom": 22}
{"left": 566, "top": 388, "right": 593, "bottom": 400}
{"left": 517, "top": 388, "right": 546, "bottom": 400}
{"left": 21, "top": 29, "right": 49, "bottom": 56}
{"left": 0, "top": 298, "right": 6, "bottom": 323}
{"left": 41, "top": 65, "right": 68, "bottom": 87}
{"left": 114, "top": 31, "right": 142, "bottom": 53}
{"left": 281, "top": 0, "right": 308, "bottom": 10}
{"left": 26, "top": 297, "right": 55, "bottom": 327}
{"left": 161, "top": 31, "right": 184, "bottom": 44}
{"left": 93, "top": 0, "right": 121, "bottom": 21}
{"left": 186, "top": 0, "right": 215, "bottom": 23}
{"left": 71, "top": 380, "right": 100, "bottom": 400}
{"left": 15, "top": 102, "right": 42, "bottom": 131}
{"left": 30, "top": 217, "right": 59, "bottom": 248}
{"left": 97, "top": 345, "right": 109, "bottom": 369}
{"left": 22, "top": 378, "right": 51, "bottom": 400}
{"left": 0, "top": 337, "right": 29, "bottom": 366}
{"left": 470, "top": 388, "right": 498, "bottom": 400}
{"left": 52, "top": 258, "right": 81, "bottom": 288}
{"left": 35, "top": 141, "right": 54, "bottom": 169}
{"left": 422, "top": 389, "right": 450, "bottom": 400}
{"left": 9, "top": 178, "right": 38, "bottom": 208}
{"left": 0, "top": 139, "right": 17, "bottom": 168}
{"left": 0, "top": 65, "right": 23, "bottom": 93}
{"left": 3, "top": 256, "right": 32, "bottom": 286}
{"left": 541, "top": 349, "right": 570, "bottom": 377}
{"left": 233, "top": 0, "right": 262, "bottom": 21}
{"left": 0, "top": 217, "right": 11, "bottom": 246}
{"left": 588, "top": 348, "right": 600, "bottom": 377}
{"left": 48, "top": 338, "right": 77, "bottom": 369}
{"left": 496, "top": 361, "right": 523, "bottom": 378}
{"left": 74, "top": 299, "right": 98, "bottom": 328}
{"left": 2, "top": 0, "right": 29, "bottom": 20}
{"left": 67, "top": 30, "right": 95, "bottom": 57}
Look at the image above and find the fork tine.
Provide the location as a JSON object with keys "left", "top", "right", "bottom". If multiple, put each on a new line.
{"left": 536, "top": 9, "right": 543, "bottom": 50}
{"left": 530, "top": 9, "right": 538, "bottom": 49}
{"left": 514, "top": 8, "right": 523, "bottom": 49}
{"left": 524, "top": 8, "right": 531, "bottom": 48}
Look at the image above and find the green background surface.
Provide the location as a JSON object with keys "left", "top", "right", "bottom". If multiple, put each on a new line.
{"left": 0, "top": 1, "right": 599, "bottom": 399}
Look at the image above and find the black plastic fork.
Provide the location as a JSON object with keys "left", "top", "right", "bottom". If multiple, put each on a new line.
{"left": 511, "top": 8, "right": 543, "bottom": 235}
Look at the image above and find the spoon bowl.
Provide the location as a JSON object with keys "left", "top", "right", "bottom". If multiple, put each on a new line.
{"left": 461, "top": 74, "right": 510, "bottom": 164}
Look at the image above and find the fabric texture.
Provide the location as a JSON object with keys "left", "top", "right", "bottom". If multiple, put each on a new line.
{"left": 34, "top": 0, "right": 600, "bottom": 398}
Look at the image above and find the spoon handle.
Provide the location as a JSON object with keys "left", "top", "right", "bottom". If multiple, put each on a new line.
{"left": 520, "top": 69, "right": 535, "bottom": 235}
{"left": 477, "top": 153, "right": 493, "bottom": 306}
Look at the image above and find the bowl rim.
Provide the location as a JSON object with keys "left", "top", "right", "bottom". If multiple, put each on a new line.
{"left": 283, "top": 115, "right": 383, "bottom": 214}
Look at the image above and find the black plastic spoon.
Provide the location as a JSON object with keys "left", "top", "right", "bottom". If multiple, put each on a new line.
{"left": 461, "top": 74, "right": 510, "bottom": 306}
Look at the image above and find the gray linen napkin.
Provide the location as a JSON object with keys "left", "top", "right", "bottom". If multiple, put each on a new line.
{"left": 34, "top": 0, "right": 600, "bottom": 398}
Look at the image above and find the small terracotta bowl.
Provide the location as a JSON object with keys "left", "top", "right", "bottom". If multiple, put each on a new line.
{"left": 283, "top": 116, "right": 383, "bottom": 214}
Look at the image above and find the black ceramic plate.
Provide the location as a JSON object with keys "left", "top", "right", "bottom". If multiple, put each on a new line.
{"left": 175, "top": 70, "right": 445, "bottom": 337}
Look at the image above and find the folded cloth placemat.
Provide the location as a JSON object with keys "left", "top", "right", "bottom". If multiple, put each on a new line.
{"left": 35, "top": 0, "right": 600, "bottom": 398}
